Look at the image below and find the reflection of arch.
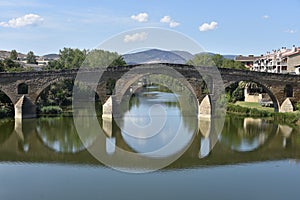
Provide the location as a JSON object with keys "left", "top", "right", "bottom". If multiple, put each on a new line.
{"left": 35, "top": 117, "right": 87, "bottom": 154}
{"left": 225, "top": 80, "right": 279, "bottom": 112}
{"left": 17, "top": 83, "right": 28, "bottom": 94}
{"left": 0, "top": 119, "right": 14, "bottom": 145}
{"left": 219, "top": 117, "right": 278, "bottom": 152}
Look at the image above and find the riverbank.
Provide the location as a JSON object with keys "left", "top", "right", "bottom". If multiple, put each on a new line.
{"left": 227, "top": 103, "right": 300, "bottom": 125}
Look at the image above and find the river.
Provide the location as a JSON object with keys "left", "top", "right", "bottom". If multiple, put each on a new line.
{"left": 0, "top": 85, "right": 300, "bottom": 200}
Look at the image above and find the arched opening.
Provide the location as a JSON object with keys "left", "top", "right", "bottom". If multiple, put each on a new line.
{"left": 106, "top": 78, "right": 116, "bottom": 95}
{"left": 36, "top": 79, "right": 101, "bottom": 116}
{"left": 225, "top": 80, "right": 279, "bottom": 112}
{"left": 0, "top": 90, "right": 14, "bottom": 118}
{"left": 17, "top": 83, "right": 28, "bottom": 94}
{"left": 284, "top": 84, "right": 293, "bottom": 97}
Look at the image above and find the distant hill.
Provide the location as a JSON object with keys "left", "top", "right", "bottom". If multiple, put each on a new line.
{"left": 0, "top": 50, "right": 26, "bottom": 59}
{"left": 122, "top": 49, "right": 189, "bottom": 65}
{"left": 171, "top": 50, "right": 194, "bottom": 61}
{"left": 43, "top": 53, "right": 59, "bottom": 60}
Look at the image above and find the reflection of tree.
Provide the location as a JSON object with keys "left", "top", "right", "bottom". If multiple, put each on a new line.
{"left": 220, "top": 116, "right": 276, "bottom": 151}
{"left": 37, "top": 117, "right": 85, "bottom": 153}
{"left": 0, "top": 119, "right": 14, "bottom": 144}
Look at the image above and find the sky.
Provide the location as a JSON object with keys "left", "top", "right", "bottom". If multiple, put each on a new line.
{"left": 0, "top": 0, "right": 299, "bottom": 56}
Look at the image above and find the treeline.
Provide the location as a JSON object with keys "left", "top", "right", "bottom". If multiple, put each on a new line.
{"left": 187, "top": 53, "right": 246, "bottom": 69}
{"left": 0, "top": 48, "right": 126, "bottom": 72}
{"left": 46, "top": 48, "right": 126, "bottom": 69}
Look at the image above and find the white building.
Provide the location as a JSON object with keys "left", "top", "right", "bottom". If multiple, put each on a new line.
{"left": 252, "top": 45, "right": 300, "bottom": 74}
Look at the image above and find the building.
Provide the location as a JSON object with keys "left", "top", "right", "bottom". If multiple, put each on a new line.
{"left": 252, "top": 45, "right": 300, "bottom": 74}
{"left": 235, "top": 55, "right": 262, "bottom": 69}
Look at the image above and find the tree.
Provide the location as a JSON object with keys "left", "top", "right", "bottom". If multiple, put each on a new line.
{"left": 212, "top": 54, "right": 224, "bottom": 67}
{"left": 26, "top": 51, "right": 37, "bottom": 64}
{"left": 0, "top": 61, "right": 4, "bottom": 72}
{"left": 85, "top": 49, "right": 126, "bottom": 68}
{"left": 10, "top": 50, "right": 18, "bottom": 60}
{"left": 109, "top": 56, "right": 126, "bottom": 67}
{"left": 187, "top": 53, "right": 215, "bottom": 66}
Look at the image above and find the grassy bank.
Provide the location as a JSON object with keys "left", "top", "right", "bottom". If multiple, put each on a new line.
{"left": 227, "top": 102, "right": 300, "bottom": 125}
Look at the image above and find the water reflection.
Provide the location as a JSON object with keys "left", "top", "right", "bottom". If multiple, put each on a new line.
{"left": 0, "top": 118, "right": 14, "bottom": 144}
{"left": 36, "top": 117, "right": 87, "bottom": 153}
{"left": 118, "top": 85, "right": 196, "bottom": 155}
{"left": 220, "top": 116, "right": 277, "bottom": 152}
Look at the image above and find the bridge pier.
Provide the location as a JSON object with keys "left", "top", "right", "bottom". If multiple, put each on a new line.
{"left": 14, "top": 95, "right": 36, "bottom": 119}
{"left": 279, "top": 98, "right": 294, "bottom": 112}
{"left": 102, "top": 96, "right": 113, "bottom": 119}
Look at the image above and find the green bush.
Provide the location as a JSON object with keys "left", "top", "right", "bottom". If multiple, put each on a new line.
{"left": 296, "top": 102, "right": 300, "bottom": 111}
{"left": 40, "top": 106, "right": 62, "bottom": 115}
{"left": 274, "top": 112, "right": 300, "bottom": 124}
{"left": 0, "top": 106, "right": 14, "bottom": 118}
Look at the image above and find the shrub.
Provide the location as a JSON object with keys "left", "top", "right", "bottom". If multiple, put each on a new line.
{"left": 40, "top": 106, "right": 62, "bottom": 115}
{"left": 0, "top": 106, "right": 14, "bottom": 118}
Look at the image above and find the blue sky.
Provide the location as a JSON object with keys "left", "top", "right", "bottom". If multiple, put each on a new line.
{"left": 0, "top": 0, "right": 299, "bottom": 56}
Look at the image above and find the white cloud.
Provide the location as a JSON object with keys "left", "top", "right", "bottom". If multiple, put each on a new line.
{"left": 169, "top": 21, "right": 180, "bottom": 28}
{"left": 285, "top": 29, "right": 297, "bottom": 34}
{"left": 160, "top": 16, "right": 171, "bottom": 23}
{"left": 124, "top": 32, "right": 148, "bottom": 43}
{"left": 160, "top": 15, "right": 180, "bottom": 28}
{"left": 262, "top": 15, "right": 270, "bottom": 19}
{"left": 0, "top": 13, "right": 44, "bottom": 28}
{"left": 199, "top": 21, "right": 218, "bottom": 32}
{"left": 131, "top": 12, "right": 148, "bottom": 22}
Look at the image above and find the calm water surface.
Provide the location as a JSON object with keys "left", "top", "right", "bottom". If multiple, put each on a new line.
{"left": 0, "top": 86, "right": 300, "bottom": 200}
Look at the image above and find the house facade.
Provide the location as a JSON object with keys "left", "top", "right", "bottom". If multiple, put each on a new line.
{"left": 252, "top": 46, "right": 300, "bottom": 74}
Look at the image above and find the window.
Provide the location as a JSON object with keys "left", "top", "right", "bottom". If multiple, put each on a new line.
{"left": 17, "top": 83, "right": 28, "bottom": 94}
{"left": 284, "top": 84, "right": 293, "bottom": 97}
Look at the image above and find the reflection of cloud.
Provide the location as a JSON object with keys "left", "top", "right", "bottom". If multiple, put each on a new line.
{"left": 0, "top": 14, "right": 44, "bottom": 28}
{"left": 131, "top": 12, "right": 148, "bottom": 22}
{"left": 160, "top": 15, "right": 180, "bottom": 28}
{"left": 124, "top": 32, "right": 148, "bottom": 43}
{"left": 199, "top": 21, "right": 218, "bottom": 32}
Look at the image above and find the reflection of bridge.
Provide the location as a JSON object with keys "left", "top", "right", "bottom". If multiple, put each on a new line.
{"left": 0, "top": 118, "right": 299, "bottom": 169}
{"left": 0, "top": 64, "right": 300, "bottom": 118}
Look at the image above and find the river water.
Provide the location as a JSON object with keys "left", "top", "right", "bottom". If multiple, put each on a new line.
{"left": 0, "top": 85, "right": 300, "bottom": 200}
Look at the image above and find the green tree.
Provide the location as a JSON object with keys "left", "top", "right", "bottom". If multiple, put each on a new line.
{"left": 85, "top": 49, "right": 126, "bottom": 68}
{"left": 26, "top": 51, "right": 37, "bottom": 64}
{"left": 10, "top": 50, "right": 18, "bottom": 60}
{"left": 59, "top": 48, "right": 86, "bottom": 69}
{"left": 212, "top": 54, "right": 224, "bottom": 67}
{"left": 222, "top": 59, "right": 246, "bottom": 70}
{"left": 187, "top": 53, "right": 214, "bottom": 66}
{"left": 109, "top": 56, "right": 127, "bottom": 67}
{"left": 0, "top": 61, "right": 4, "bottom": 72}
{"left": 1, "top": 58, "right": 21, "bottom": 71}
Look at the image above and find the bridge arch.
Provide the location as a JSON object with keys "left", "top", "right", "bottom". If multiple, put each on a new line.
{"left": 0, "top": 88, "right": 15, "bottom": 117}
{"left": 224, "top": 80, "right": 280, "bottom": 112}
{"left": 34, "top": 77, "right": 103, "bottom": 106}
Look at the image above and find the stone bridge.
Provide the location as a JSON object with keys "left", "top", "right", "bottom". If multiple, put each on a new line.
{"left": 0, "top": 63, "right": 299, "bottom": 118}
